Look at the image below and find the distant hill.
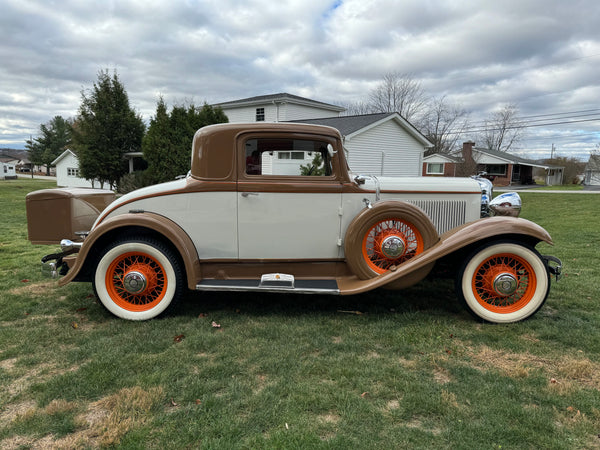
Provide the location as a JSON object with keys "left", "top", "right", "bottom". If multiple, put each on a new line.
{"left": 0, "top": 148, "right": 29, "bottom": 162}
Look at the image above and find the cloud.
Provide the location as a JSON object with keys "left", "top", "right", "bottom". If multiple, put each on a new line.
{"left": 0, "top": 0, "right": 599, "bottom": 159}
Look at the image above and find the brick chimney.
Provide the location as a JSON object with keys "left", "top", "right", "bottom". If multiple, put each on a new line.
{"left": 462, "top": 141, "right": 475, "bottom": 165}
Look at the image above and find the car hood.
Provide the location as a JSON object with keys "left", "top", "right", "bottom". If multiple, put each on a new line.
{"left": 357, "top": 175, "right": 482, "bottom": 193}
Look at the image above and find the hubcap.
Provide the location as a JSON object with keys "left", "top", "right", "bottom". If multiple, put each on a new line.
{"left": 493, "top": 273, "right": 518, "bottom": 296}
{"left": 380, "top": 235, "right": 406, "bottom": 259}
{"left": 123, "top": 271, "right": 148, "bottom": 294}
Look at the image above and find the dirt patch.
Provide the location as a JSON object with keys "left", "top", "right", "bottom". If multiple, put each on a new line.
{"left": 386, "top": 399, "right": 400, "bottom": 410}
{"left": 0, "top": 357, "right": 18, "bottom": 370}
{"left": 468, "top": 346, "right": 600, "bottom": 390}
{"left": 318, "top": 412, "right": 341, "bottom": 424}
{"left": 0, "top": 400, "right": 37, "bottom": 425}
{"left": 9, "top": 281, "right": 57, "bottom": 297}
{"left": 433, "top": 366, "right": 451, "bottom": 384}
{"left": 404, "top": 416, "right": 442, "bottom": 436}
{"left": 2, "top": 362, "right": 80, "bottom": 400}
{"left": 3, "top": 386, "right": 165, "bottom": 449}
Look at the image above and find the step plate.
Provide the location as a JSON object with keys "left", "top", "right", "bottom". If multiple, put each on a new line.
{"left": 196, "top": 278, "right": 340, "bottom": 295}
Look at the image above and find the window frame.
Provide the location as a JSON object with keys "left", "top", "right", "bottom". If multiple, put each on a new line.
{"left": 255, "top": 107, "right": 265, "bottom": 122}
{"left": 426, "top": 162, "right": 444, "bottom": 175}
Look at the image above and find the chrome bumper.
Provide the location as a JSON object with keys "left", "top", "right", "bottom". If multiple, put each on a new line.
{"left": 41, "top": 239, "right": 82, "bottom": 278}
{"left": 543, "top": 255, "right": 562, "bottom": 281}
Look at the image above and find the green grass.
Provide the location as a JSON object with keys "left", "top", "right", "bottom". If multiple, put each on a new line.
{"left": 1, "top": 180, "right": 600, "bottom": 448}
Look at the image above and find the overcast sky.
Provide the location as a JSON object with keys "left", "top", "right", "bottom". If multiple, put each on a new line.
{"left": 1, "top": 0, "right": 599, "bottom": 160}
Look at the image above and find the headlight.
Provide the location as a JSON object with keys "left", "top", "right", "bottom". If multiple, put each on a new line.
{"left": 489, "top": 192, "right": 522, "bottom": 217}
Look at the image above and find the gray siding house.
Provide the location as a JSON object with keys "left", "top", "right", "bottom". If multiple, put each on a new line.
{"left": 214, "top": 93, "right": 432, "bottom": 177}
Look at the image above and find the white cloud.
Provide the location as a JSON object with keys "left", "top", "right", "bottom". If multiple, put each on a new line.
{"left": 1, "top": 0, "right": 599, "bottom": 157}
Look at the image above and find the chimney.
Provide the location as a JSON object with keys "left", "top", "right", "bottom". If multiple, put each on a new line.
{"left": 462, "top": 141, "right": 475, "bottom": 165}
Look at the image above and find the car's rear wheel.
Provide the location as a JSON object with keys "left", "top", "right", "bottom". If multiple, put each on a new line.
{"left": 93, "top": 237, "right": 184, "bottom": 320}
{"left": 456, "top": 241, "right": 550, "bottom": 323}
{"left": 344, "top": 202, "right": 438, "bottom": 280}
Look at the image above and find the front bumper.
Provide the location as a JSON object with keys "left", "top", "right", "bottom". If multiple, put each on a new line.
{"left": 40, "top": 239, "right": 82, "bottom": 278}
{"left": 542, "top": 255, "right": 562, "bottom": 281}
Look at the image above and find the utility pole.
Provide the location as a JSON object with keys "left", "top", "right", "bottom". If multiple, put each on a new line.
{"left": 551, "top": 143, "right": 555, "bottom": 160}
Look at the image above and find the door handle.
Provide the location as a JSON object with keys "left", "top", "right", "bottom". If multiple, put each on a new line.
{"left": 241, "top": 192, "right": 259, "bottom": 197}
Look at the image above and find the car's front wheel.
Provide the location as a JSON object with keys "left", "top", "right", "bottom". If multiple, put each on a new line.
{"left": 456, "top": 241, "right": 550, "bottom": 323}
{"left": 93, "top": 237, "right": 184, "bottom": 320}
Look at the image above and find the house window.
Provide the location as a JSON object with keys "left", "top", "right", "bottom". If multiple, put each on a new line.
{"left": 426, "top": 163, "right": 444, "bottom": 175}
{"left": 486, "top": 165, "right": 507, "bottom": 176}
{"left": 277, "top": 151, "right": 305, "bottom": 160}
{"left": 256, "top": 108, "right": 265, "bottom": 122}
{"left": 67, "top": 167, "right": 80, "bottom": 177}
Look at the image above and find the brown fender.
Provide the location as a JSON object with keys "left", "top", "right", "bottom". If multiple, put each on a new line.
{"left": 59, "top": 213, "right": 201, "bottom": 290}
{"left": 337, "top": 216, "right": 553, "bottom": 295}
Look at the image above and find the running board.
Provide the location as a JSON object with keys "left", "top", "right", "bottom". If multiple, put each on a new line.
{"left": 196, "top": 273, "right": 340, "bottom": 295}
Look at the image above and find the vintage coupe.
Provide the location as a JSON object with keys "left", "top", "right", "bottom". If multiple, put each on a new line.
{"left": 27, "top": 123, "right": 561, "bottom": 323}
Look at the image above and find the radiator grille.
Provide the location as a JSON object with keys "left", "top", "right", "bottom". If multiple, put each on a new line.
{"left": 407, "top": 200, "right": 466, "bottom": 234}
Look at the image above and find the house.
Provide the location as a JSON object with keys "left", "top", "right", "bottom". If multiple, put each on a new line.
{"left": 423, "top": 142, "right": 564, "bottom": 186}
{"left": 422, "top": 153, "right": 463, "bottom": 177}
{"left": 52, "top": 150, "right": 110, "bottom": 189}
{"left": 215, "top": 93, "right": 432, "bottom": 177}
{"left": 214, "top": 92, "right": 345, "bottom": 122}
{"left": 584, "top": 154, "right": 600, "bottom": 185}
{"left": 296, "top": 113, "right": 432, "bottom": 177}
{"left": 0, "top": 162, "right": 17, "bottom": 180}
{"left": 0, "top": 149, "right": 30, "bottom": 173}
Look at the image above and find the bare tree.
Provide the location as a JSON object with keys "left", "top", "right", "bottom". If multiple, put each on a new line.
{"left": 421, "top": 96, "right": 470, "bottom": 155}
{"left": 338, "top": 100, "right": 374, "bottom": 116}
{"left": 480, "top": 104, "right": 525, "bottom": 152}
{"left": 368, "top": 72, "right": 428, "bottom": 122}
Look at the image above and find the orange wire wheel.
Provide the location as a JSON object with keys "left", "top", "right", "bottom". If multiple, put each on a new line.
{"left": 361, "top": 218, "right": 424, "bottom": 274}
{"left": 105, "top": 251, "right": 167, "bottom": 312}
{"left": 471, "top": 253, "right": 536, "bottom": 313}
{"left": 94, "top": 238, "right": 184, "bottom": 320}
{"left": 456, "top": 241, "right": 551, "bottom": 323}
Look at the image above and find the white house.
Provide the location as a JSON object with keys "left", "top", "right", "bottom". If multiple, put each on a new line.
{"left": 52, "top": 150, "right": 110, "bottom": 189}
{"left": 0, "top": 162, "right": 17, "bottom": 180}
{"left": 584, "top": 154, "right": 600, "bottom": 185}
{"left": 297, "top": 113, "right": 432, "bottom": 177}
{"left": 214, "top": 93, "right": 432, "bottom": 177}
{"left": 214, "top": 92, "right": 345, "bottom": 123}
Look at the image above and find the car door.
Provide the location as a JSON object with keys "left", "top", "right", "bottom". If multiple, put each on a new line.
{"left": 237, "top": 135, "right": 343, "bottom": 260}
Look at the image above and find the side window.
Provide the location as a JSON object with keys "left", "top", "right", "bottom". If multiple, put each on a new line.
{"left": 245, "top": 138, "right": 332, "bottom": 176}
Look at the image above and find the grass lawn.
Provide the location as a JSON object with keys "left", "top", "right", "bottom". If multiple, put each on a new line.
{"left": 1, "top": 179, "right": 599, "bottom": 449}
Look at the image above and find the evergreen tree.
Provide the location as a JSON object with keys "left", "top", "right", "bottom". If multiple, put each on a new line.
{"left": 26, "top": 116, "right": 72, "bottom": 175}
{"left": 71, "top": 69, "right": 145, "bottom": 189}
{"left": 143, "top": 99, "right": 228, "bottom": 184}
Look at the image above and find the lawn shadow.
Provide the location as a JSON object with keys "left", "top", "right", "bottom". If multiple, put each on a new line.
{"left": 177, "top": 276, "right": 465, "bottom": 321}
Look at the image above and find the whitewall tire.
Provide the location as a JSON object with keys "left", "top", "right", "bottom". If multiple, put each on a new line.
{"left": 456, "top": 241, "right": 550, "bottom": 323}
{"left": 93, "top": 238, "right": 184, "bottom": 320}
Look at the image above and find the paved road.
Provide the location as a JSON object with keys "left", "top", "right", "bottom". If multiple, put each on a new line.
{"left": 17, "top": 174, "right": 57, "bottom": 181}
{"left": 497, "top": 185, "right": 600, "bottom": 194}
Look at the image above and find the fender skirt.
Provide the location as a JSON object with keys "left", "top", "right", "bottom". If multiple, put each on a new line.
{"left": 58, "top": 213, "right": 200, "bottom": 289}
{"left": 337, "top": 216, "right": 553, "bottom": 295}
